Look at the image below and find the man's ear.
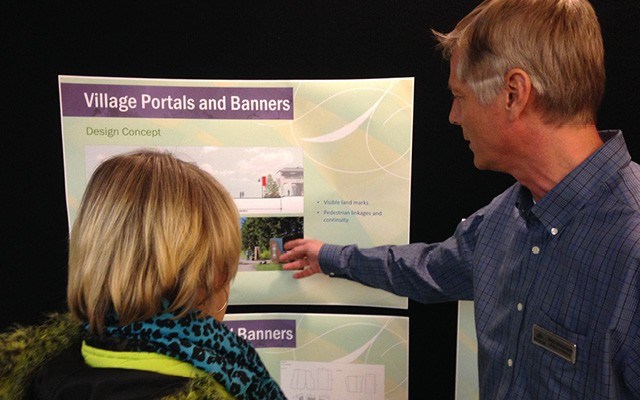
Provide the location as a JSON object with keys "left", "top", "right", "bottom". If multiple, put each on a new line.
{"left": 504, "top": 68, "right": 532, "bottom": 121}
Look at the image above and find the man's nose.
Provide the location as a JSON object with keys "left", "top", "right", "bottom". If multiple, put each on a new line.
{"left": 449, "top": 105, "right": 460, "bottom": 126}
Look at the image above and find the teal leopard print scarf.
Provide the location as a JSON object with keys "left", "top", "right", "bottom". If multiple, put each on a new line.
{"left": 96, "top": 303, "right": 285, "bottom": 400}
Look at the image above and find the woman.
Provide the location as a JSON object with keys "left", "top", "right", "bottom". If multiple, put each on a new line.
{"left": 0, "top": 150, "right": 285, "bottom": 399}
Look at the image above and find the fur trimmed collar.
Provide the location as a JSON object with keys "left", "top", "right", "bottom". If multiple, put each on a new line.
{"left": 0, "top": 313, "right": 233, "bottom": 400}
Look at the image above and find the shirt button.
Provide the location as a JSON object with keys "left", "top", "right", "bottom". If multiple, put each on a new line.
{"left": 551, "top": 227, "right": 559, "bottom": 235}
{"left": 517, "top": 303, "right": 524, "bottom": 311}
{"left": 531, "top": 246, "right": 541, "bottom": 254}
{"left": 329, "top": 272, "right": 335, "bottom": 277}
{"left": 507, "top": 358, "right": 514, "bottom": 367}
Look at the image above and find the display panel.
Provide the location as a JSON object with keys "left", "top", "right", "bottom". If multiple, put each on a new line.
{"left": 224, "top": 313, "right": 409, "bottom": 400}
{"left": 59, "top": 75, "right": 413, "bottom": 308}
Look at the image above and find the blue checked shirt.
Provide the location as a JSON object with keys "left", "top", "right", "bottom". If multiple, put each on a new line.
{"left": 319, "top": 131, "right": 640, "bottom": 399}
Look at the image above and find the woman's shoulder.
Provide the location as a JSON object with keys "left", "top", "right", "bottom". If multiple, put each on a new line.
{"left": 0, "top": 313, "right": 235, "bottom": 400}
{"left": 0, "top": 313, "right": 83, "bottom": 399}
{"left": 0, "top": 313, "right": 83, "bottom": 376}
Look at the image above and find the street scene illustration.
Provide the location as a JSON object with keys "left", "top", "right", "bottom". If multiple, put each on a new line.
{"left": 84, "top": 145, "right": 304, "bottom": 271}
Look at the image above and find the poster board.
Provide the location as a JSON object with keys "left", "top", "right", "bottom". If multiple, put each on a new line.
{"left": 59, "top": 75, "right": 414, "bottom": 398}
{"left": 456, "top": 301, "right": 479, "bottom": 400}
{"left": 224, "top": 312, "right": 409, "bottom": 400}
{"left": 59, "top": 75, "right": 413, "bottom": 308}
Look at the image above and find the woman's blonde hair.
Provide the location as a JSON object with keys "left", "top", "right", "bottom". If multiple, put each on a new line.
{"left": 67, "top": 150, "right": 241, "bottom": 333}
{"left": 433, "top": 0, "right": 605, "bottom": 124}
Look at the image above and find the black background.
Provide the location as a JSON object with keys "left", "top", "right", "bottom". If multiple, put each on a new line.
{"left": 3, "top": 2, "right": 639, "bottom": 398}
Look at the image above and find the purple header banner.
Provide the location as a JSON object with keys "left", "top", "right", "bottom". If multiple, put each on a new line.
{"left": 225, "top": 319, "right": 296, "bottom": 348}
{"left": 60, "top": 83, "right": 293, "bottom": 120}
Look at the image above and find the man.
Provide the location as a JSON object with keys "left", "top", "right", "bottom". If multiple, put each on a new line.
{"left": 279, "top": 0, "right": 640, "bottom": 398}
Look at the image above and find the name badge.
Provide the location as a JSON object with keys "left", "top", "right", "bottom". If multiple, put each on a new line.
{"left": 532, "top": 324, "right": 577, "bottom": 364}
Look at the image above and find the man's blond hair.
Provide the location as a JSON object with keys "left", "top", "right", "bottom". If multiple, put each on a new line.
{"left": 434, "top": 0, "right": 605, "bottom": 124}
{"left": 67, "top": 150, "right": 241, "bottom": 333}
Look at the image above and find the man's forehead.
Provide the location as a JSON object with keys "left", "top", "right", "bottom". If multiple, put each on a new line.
{"left": 447, "top": 48, "right": 462, "bottom": 90}
{"left": 447, "top": 67, "right": 462, "bottom": 91}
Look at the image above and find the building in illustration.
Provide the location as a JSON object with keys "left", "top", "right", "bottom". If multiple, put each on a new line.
{"left": 275, "top": 167, "right": 303, "bottom": 197}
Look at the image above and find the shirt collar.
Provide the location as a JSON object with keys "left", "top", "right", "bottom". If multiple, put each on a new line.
{"left": 517, "top": 130, "right": 630, "bottom": 231}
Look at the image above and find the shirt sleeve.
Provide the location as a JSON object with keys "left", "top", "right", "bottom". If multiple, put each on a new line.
{"left": 317, "top": 215, "right": 483, "bottom": 303}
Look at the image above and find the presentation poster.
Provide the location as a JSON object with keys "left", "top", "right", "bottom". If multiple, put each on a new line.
{"left": 456, "top": 301, "right": 479, "bottom": 400}
{"left": 224, "top": 313, "right": 409, "bottom": 400}
{"left": 59, "top": 75, "right": 413, "bottom": 308}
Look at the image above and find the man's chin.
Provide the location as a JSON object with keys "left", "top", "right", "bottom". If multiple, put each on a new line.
{"left": 472, "top": 156, "right": 490, "bottom": 171}
{"left": 472, "top": 158, "right": 505, "bottom": 174}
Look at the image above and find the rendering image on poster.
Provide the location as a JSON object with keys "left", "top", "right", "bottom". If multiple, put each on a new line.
{"left": 223, "top": 313, "right": 409, "bottom": 400}
{"left": 59, "top": 75, "right": 413, "bottom": 308}
{"left": 83, "top": 145, "right": 304, "bottom": 272}
{"left": 456, "top": 301, "right": 479, "bottom": 400}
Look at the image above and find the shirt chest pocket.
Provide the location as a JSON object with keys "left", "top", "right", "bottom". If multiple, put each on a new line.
{"left": 532, "top": 252, "right": 600, "bottom": 337}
